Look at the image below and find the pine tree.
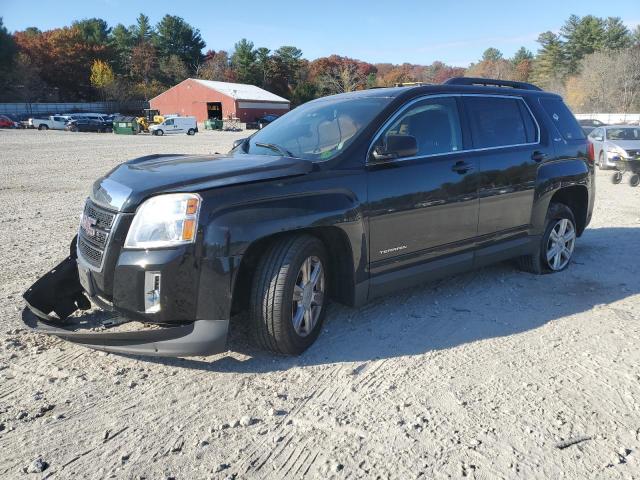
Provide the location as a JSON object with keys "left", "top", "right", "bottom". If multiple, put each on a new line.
{"left": 531, "top": 31, "right": 566, "bottom": 88}
{"left": 603, "top": 17, "right": 631, "bottom": 50}
{"left": 561, "top": 15, "right": 605, "bottom": 74}
{"left": 231, "top": 39, "right": 259, "bottom": 85}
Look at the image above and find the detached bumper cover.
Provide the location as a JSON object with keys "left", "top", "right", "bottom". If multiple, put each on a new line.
{"left": 21, "top": 255, "right": 229, "bottom": 357}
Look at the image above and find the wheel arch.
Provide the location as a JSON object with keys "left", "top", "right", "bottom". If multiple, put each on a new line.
{"left": 230, "top": 226, "right": 357, "bottom": 317}
{"left": 533, "top": 159, "right": 593, "bottom": 237}
{"left": 549, "top": 185, "right": 589, "bottom": 235}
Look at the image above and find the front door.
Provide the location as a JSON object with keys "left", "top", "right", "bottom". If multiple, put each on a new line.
{"left": 367, "top": 96, "right": 479, "bottom": 285}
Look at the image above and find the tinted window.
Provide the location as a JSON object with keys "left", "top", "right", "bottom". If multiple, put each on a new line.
{"left": 165, "top": 119, "right": 174, "bottom": 126}
{"left": 376, "top": 96, "right": 463, "bottom": 157}
{"left": 540, "top": 98, "right": 585, "bottom": 141}
{"left": 465, "top": 97, "right": 531, "bottom": 148}
{"left": 517, "top": 101, "right": 538, "bottom": 143}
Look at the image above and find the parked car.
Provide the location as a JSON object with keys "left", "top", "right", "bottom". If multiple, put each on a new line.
{"left": 22, "top": 77, "right": 594, "bottom": 357}
{"left": 28, "top": 115, "right": 68, "bottom": 130}
{"left": 256, "top": 114, "right": 280, "bottom": 129}
{"left": 4, "top": 114, "right": 26, "bottom": 128}
{"left": 0, "top": 115, "right": 15, "bottom": 128}
{"left": 587, "top": 125, "right": 640, "bottom": 170}
{"left": 66, "top": 118, "right": 112, "bottom": 133}
{"left": 578, "top": 118, "right": 607, "bottom": 135}
{"left": 149, "top": 116, "right": 197, "bottom": 136}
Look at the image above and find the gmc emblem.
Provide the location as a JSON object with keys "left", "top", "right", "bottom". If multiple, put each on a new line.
{"left": 81, "top": 214, "right": 97, "bottom": 237}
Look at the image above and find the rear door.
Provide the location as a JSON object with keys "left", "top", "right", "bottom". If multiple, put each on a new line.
{"left": 462, "top": 95, "right": 544, "bottom": 239}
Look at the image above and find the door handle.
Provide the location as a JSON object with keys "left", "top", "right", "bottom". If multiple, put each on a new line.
{"left": 451, "top": 161, "right": 474, "bottom": 174}
{"left": 532, "top": 151, "right": 548, "bottom": 162}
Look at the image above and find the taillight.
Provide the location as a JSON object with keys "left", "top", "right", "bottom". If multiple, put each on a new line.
{"left": 587, "top": 142, "right": 594, "bottom": 162}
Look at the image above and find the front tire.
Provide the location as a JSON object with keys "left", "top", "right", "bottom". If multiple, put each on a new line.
{"left": 598, "top": 152, "right": 605, "bottom": 170}
{"left": 518, "top": 203, "right": 576, "bottom": 274}
{"left": 249, "top": 235, "right": 328, "bottom": 355}
{"left": 155, "top": 129, "right": 164, "bottom": 136}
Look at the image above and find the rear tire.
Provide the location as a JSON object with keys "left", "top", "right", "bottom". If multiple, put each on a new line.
{"left": 249, "top": 235, "right": 328, "bottom": 355}
{"left": 38, "top": 124, "right": 48, "bottom": 131}
{"left": 629, "top": 174, "right": 640, "bottom": 187}
{"left": 518, "top": 203, "right": 576, "bottom": 274}
{"left": 187, "top": 128, "right": 195, "bottom": 135}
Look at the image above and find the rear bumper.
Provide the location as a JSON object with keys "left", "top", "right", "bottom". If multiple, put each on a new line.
{"left": 21, "top": 255, "right": 229, "bottom": 357}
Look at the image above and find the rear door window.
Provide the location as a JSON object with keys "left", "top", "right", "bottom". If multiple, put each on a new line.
{"left": 539, "top": 98, "right": 585, "bottom": 141}
{"left": 464, "top": 96, "right": 534, "bottom": 149}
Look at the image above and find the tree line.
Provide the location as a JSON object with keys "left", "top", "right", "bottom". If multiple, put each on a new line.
{"left": 0, "top": 13, "right": 639, "bottom": 112}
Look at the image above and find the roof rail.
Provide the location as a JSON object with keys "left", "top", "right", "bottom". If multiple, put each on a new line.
{"left": 394, "top": 82, "right": 429, "bottom": 87}
{"left": 444, "top": 77, "right": 542, "bottom": 91}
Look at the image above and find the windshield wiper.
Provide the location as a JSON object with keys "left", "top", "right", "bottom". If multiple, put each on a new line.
{"left": 255, "top": 142, "right": 296, "bottom": 158}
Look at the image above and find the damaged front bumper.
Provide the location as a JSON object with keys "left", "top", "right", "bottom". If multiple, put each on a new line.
{"left": 21, "top": 254, "right": 229, "bottom": 357}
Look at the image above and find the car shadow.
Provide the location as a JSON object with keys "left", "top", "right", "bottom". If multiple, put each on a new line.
{"left": 117, "top": 227, "right": 640, "bottom": 373}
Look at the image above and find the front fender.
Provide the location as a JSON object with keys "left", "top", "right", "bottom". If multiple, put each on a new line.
{"left": 196, "top": 190, "right": 367, "bottom": 319}
{"left": 207, "top": 191, "right": 364, "bottom": 256}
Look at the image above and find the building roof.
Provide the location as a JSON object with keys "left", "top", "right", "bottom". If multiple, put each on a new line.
{"left": 191, "top": 79, "right": 290, "bottom": 103}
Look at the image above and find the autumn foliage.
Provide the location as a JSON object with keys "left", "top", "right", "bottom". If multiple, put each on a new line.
{"left": 1, "top": 13, "right": 639, "bottom": 112}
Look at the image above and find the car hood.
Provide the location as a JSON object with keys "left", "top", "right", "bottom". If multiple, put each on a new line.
{"left": 607, "top": 140, "right": 640, "bottom": 151}
{"left": 91, "top": 153, "right": 313, "bottom": 212}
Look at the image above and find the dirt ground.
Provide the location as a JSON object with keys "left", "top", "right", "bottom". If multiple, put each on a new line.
{"left": 1, "top": 129, "right": 639, "bottom": 479}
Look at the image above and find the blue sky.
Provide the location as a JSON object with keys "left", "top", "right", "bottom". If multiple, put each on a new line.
{"left": 1, "top": 0, "right": 638, "bottom": 66}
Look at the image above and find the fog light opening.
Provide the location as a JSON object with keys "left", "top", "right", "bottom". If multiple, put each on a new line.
{"left": 144, "top": 272, "right": 161, "bottom": 313}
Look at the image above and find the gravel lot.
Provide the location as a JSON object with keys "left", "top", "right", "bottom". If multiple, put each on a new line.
{"left": 1, "top": 129, "right": 640, "bottom": 479}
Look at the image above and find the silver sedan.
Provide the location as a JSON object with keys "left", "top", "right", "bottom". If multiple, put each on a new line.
{"left": 588, "top": 126, "right": 640, "bottom": 170}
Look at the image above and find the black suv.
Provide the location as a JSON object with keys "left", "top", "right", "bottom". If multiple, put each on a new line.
{"left": 66, "top": 118, "right": 113, "bottom": 133}
{"left": 22, "top": 78, "right": 594, "bottom": 357}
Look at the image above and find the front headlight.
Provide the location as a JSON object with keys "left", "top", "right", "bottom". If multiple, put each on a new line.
{"left": 607, "top": 146, "right": 626, "bottom": 158}
{"left": 124, "top": 193, "right": 201, "bottom": 249}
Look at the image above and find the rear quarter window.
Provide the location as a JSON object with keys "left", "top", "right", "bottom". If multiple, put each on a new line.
{"left": 539, "top": 98, "right": 585, "bottom": 141}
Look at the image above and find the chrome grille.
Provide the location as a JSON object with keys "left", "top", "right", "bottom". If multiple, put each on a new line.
{"left": 78, "top": 199, "right": 117, "bottom": 269}
{"left": 78, "top": 237, "right": 103, "bottom": 266}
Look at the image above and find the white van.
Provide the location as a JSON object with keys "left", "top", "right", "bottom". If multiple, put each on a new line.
{"left": 149, "top": 116, "right": 198, "bottom": 136}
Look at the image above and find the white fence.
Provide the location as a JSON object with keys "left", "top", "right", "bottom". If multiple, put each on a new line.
{"left": 0, "top": 101, "right": 148, "bottom": 116}
{"left": 575, "top": 113, "right": 640, "bottom": 124}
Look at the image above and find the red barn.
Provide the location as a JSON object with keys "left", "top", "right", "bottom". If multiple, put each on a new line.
{"left": 149, "top": 78, "right": 290, "bottom": 123}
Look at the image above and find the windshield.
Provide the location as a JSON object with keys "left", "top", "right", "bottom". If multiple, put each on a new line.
{"left": 607, "top": 128, "right": 640, "bottom": 141}
{"left": 238, "top": 96, "right": 392, "bottom": 161}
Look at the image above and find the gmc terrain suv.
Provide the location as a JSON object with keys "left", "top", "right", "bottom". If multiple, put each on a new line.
{"left": 22, "top": 77, "right": 594, "bottom": 356}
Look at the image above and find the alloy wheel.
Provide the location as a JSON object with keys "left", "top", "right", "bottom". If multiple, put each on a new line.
{"left": 546, "top": 218, "right": 575, "bottom": 271}
{"left": 291, "top": 255, "right": 325, "bottom": 337}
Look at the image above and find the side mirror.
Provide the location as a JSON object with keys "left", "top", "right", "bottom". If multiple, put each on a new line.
{"left": 371, "top": 135, "right": 418, "bottom": 162}
{"left": 232, "top": 138, "right": 247, "bottom": 150}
